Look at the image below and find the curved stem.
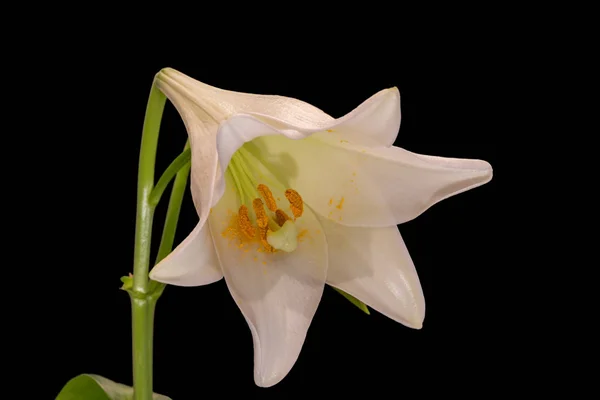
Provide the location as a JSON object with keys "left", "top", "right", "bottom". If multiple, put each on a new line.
{"left": 154, "top": 141, "right": 191, "bottom": 265}
{"left": 131, "top": 82, "right": 166, "bottom": 400}
{"left": 148, "top": 146, "right": 191, "bottom": 207}
{"left": 133, "top": 84, "right": 165, "bottom": 293}
{"left": 148, "top": 141, "right": 191, "bottom": 298}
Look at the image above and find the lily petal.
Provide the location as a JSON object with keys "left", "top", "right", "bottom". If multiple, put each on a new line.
{"left": 159, "top": 68, "right": 334, "bottom": 128}
{"left": 319, "top": 217, "right": 425, "bottom": 328}
{"left": 162, "top": 68, "right": 400, "bottom": 147}
{"left": 311, "top": 86, "right": 400, "bottom": 147}
{"left": 155, "top": 74, "right": 225, "bottom": 232}
{"left": 156, "top": 68, "right": 401, "bottom": 226}
{"left": 215, "top": 87, "right": 401, "bottom": 178}
{"left": 149, "top": 222, "right": 222, "bottom": 286}
{"left": 249, "top": 133, "right": 493, "bottom": 227}
{"left": 208, "top": 176, "right": 328, "bottom": 387}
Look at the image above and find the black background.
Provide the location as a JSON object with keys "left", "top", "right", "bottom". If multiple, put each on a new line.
{"left": 45, "top": 52, "right": 499, "bottom": 399}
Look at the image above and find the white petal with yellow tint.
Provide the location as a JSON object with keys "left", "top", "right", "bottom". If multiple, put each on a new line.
{"left": 159, "top": 68, "right": 333, "bottom": 127}
{"left": 248, "top": 133, "right": 492, "bottom": 227}
{"left": 155, "top": 73, "right": 225, "bottom": 231}
{"left": 215, "top": 87, "right": 401, "bottom": 178}
{"left": 208, "top": 176, "right": 328, "bottom": 387}
{"left": 319, "top": 217, "right": 425, "bottom": 328}
{"left": 310, "top": 86, "right": 400, "bottom": 147}
{"left": 162, "top": 68, "right": 400, "bottom": 147}
{"left": 149, "top": 221, "right": 222, "bottom": 286}
{"left": 156, "top": 68, "right": 400, "bottom": 229}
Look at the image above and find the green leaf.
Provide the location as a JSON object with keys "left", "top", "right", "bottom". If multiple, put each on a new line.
{"left": 56, "top": 374, "right": 171, "bottom": 400}
{"left": 332, "top": 287, "right": 370, "bottom": 315}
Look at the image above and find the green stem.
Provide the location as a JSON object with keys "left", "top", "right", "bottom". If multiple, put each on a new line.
{"left": 154, "top": 141, "right": 191, "bottom": 265}
{"left": 148, "top": 147, "right": 191, "bottom": 207}
{"left": 131, "top": 82, "right": 166, "bottom": 400}
{"left": 148, "top": 141, "right": 191, "bottom": 297}
{"left": 133, "top": 84, "right": 165, "bottom": 293}
{"left": 131, "top": 298, "right": 156, "bottom": 400}
{"left": 132, "top": 79, "right": 193, "bottom": 400}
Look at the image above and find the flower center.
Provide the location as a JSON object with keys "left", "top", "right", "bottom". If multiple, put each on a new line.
{"left": 222, "top": 145, "right": 305, "bottom": 254}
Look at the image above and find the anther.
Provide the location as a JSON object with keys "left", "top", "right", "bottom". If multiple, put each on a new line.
{"left": 275, "top": 209, "right": 291, "bottom": 227}
{"left": 238, "top": 205, "right": 256, "bottom": 239}
{"left": 258, "top": 184, "right": 277, "bottom": 212}
{"left": 252, "top": 199, "right": 268, "bottom": 228}
{"left": 285, "top": 189, "right": 304, "bottom": 219}
{"left": 252, "top": 198, "right": 275, "bottom": 252}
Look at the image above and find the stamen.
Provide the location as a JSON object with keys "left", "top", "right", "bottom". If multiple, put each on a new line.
{"left": 285, "top": 189, "right": 304, "bottom": 219}
{"left": 275, "top": 209, "right": 291, "bottom": 227}
{"left": 252, "top": 198, "right": 275, "bottom": 252}
{"left": 257, "top": 184, "right": 277, "bottom": 212}
{"left": 252, "top": 198, "right": 268, "bottom": 229}
{"left": 238, "top": 205, "right": 256, "bottom": 239}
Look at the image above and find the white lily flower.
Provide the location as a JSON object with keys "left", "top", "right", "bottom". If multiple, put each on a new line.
{"left": 149, "top": 68, "right": 492, "bottom": 387}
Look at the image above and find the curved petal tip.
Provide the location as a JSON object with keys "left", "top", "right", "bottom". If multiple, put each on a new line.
{"left": 149, "top": 222, "right": 223, "bottom": 287}
{"left": 404, "top": 313, "right": 424, "bottom": 330}
{"left": 255, "top": 370, "right": 287, "bottom": 388}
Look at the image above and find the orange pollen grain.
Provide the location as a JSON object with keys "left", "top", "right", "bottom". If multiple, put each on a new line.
{"left": 336, "top": 197, "right": 345, "bottom": 210}
{"left": 257, "top": 184, "right": 277, "bottom": 212}
{"left": 285, "top": 189, "right": 304, "bottom": 218}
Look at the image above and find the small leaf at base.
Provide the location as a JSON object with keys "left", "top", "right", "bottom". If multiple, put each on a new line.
{"left": 56, "top": 374, "right": 171, "bottom": 400}
{"left": 120, "top": 274, "right": 133, "bottom": 291}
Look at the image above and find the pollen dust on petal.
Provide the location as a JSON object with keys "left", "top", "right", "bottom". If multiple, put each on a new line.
{"left": 326, "top": 196, "right": 345, "bottom": 220}
{"left": 221, "top": 210, "right": 239, "bottom": 241}
{"left": 221, "top": 209, "right": 262, "bottom": 261}
{"left": 297, "top": 229, "right": 310, "bottom": 243}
